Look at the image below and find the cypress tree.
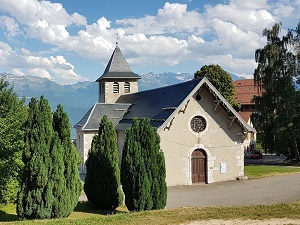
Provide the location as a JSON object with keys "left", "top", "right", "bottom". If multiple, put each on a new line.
{"left": 17, "top": 96, "right": 54, "bottom": 219}
{"left": 84, "top": 115, "right": 123, "bottom": 210}
{"left": 17, "top": 98, "right": 80, "bottom": 219}
{"left": 52, "top": 104, "right": 82, "bottom": 216}
{"left": 121, "top": 118, "right": 151, "bottom": 211}
{"left": 49, "top": 133, "right": 67, "bottom": 218}
{"left": 121, "top": 118, "right": 168, "bottom": 211}
{"left": 139, "top": 118, "right": 167, "bottom": 210}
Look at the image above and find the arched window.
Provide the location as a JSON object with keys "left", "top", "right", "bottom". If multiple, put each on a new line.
{"left": 113, "top": 82, "right": 119, "bottom": 93}
{"left": 124, "top": 82, "right": 130, "bottom": 93}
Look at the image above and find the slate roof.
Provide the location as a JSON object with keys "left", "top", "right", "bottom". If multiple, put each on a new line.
{"left": 75, "top": 77, "right": 255, "bottom": 134}
{"left": 74, "top": 103, "right": 131, "bottom": 130}
{"left": 115, "top": 78, "right": 202, "bottom": 130}
{"left": 115, "top": 77, "right": 256, "bottom": 133}
{"left": 96, "top": 45, "right": 140, "bottom": 81}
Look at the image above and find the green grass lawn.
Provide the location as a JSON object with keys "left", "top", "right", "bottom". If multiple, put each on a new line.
{"left": 2, "top": 201, "right": 300, "bottom": 225}
{"left": 2, "top": 164, "right": 300, "bottom": 224}
{"left": 244, "top": 165, "right": 300, "bottom": 179}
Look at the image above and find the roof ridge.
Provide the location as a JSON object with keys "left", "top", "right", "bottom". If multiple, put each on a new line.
{"left": 119, "top": 78, "right": 201, "bottom": 97}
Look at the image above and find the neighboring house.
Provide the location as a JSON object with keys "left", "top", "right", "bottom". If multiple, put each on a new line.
{"left": 75, "top": 45, "right": 255, "bottom": 186}
{"left": 233, "top": 79, "right": 262, "bottom": 153}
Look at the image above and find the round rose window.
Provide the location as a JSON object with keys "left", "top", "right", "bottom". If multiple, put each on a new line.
{"left": 190, "top": 116, "right": 206, "bottom": 133}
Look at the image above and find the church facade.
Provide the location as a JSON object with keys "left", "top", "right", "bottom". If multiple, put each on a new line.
{"left": 74, "top": 45, "right": 255, "bottom": 186}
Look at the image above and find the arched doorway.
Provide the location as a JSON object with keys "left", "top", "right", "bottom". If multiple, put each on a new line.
{"left": 191, "top": 149, "right": 207, "bottom": 183}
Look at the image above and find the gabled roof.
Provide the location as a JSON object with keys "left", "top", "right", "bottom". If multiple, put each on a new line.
{"left": 96, "top": 45, "right": 140, "bottom": 81}
{"left": 115, "top": 77, "right": 256, "bottom": 133}
{"left": 75, "top": 76, "right": 255, "bottom": 133}
{"left": 238, "top": 111, "right": 252, "bottom": 124}
{"left": 74, "top": 103, "right": 131, "bottom": 131}
{"left": 233, "top": 79, "right": 262, "bottom": 105}
{"left": 115, "top": 78, "right": 202, "bottom": 130}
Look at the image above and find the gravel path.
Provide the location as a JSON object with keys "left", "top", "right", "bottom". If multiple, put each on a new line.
{"left": 166, "top": 173, "right": 300, "bottom": 209}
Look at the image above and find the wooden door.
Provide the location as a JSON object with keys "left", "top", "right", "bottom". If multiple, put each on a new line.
{"left": 192, "top": 149, "right": 206, "bottom": 183}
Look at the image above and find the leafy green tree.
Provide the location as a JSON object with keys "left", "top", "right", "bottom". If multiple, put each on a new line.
{"left": 194, "top": 65, "right": 239, "bottom": 109}
{"left": 121, "top": 118, "right": 167, "bottom": 211}
{"left": 0, "top": 77, "right": 27, "bottom": 204}
{"left": 52, "top": 104, "right": 82, "bottom": 217}
{"left": 84, "top": 115, "right": 123, "bottom": 210}
{"left": 252, "top": 22, "right": 300, "bottom": 158}
{"left": 17, "top": 96, "right": 54, "bottom": 219}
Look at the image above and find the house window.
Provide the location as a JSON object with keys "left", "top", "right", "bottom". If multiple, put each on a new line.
{"left": 124, "top": 82, "right": 130, "bottom": 93}
{"left": 113, "top": 82, "right": 119, "bottom": 93}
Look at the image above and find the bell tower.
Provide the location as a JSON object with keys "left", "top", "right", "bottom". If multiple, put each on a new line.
{"left": 96, "top": 43, "right": 140, "bottom": 103}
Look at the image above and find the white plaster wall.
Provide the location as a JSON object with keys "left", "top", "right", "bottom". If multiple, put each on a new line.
{"left": 76, "top": 130, "right": 97, "bottom": 173}
{"left": 117, "top": 131, "right": 126, "bottom": 166}
{"left": 159, "top": 88, "right": 244, "bottom": 186}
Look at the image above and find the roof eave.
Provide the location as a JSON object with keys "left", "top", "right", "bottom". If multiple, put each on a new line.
{"left": 157, "top": 77, "right": 256, "bottom": 134}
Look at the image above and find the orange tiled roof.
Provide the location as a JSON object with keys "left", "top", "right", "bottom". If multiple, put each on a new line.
{"left": 233, "top": 79, "right": 262, "bottom": 105}
{"left": 238, "top": 111, "right": 253, "bottom": 123}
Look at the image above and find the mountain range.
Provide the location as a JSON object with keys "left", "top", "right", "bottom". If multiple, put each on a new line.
{"left": 1, "top": 72, "right": 244, "bottom": 138}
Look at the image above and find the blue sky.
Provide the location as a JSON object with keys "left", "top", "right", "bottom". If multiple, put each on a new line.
{"left": 0, "top": 0, "right": 299, "bottom": 84}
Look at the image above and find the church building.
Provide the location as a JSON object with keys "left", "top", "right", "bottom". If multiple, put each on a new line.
{"left": 74, "top": 44, "right": 255, "bottom": 186}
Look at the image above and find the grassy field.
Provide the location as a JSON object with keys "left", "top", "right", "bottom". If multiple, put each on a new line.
{"left": 2, "top": 201, "right": 300, "bottom": 225}
{"left": 2, "top": 164, "right": 300, "bottom": 225}
{"left": 244, "top": 165, "right": 300, "bottom": 179}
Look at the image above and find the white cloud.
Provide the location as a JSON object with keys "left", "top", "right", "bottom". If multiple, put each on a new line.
{"left": 0, "top": 41, "right": 83, "bottom": 84}
{"left": 0, "top": 0, "right": 299, "bottom": 83}
{"left": 29, "top": 68, "right": 52, "bottom": 79}
{"left": 11, "top": 68, "right": 24, "bottom": 76}
{"left": 117, "top": 2, "right": 205, "bottom": 35}
{"left": 0, "top": 15, "right": 20, "bottom": 37}
{"left": 0, "top": 0, "right": 86, "bottom": 45}
{"left": 204, "top": 2, "right": 275, "bottom": 33}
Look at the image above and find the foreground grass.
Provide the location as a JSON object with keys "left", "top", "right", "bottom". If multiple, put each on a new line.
{"left": 244, "top": 165, "right": 300, "bottom": 179}
{"left": 2, "top": 201, "right": 300, "bottom": 225}
{"left": 2, "top": 165, "right": 300, "bottom": 224}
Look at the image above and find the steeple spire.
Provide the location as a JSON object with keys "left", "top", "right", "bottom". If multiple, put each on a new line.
{"left": 96, "top": 45, "right": 140, "bottom": 81}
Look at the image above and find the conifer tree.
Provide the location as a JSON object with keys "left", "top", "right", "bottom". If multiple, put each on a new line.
{"left": 17, "top": 97, "right": 54, "bottom": 219}
{"left": 139, "top": 118, "right": 167, "bottom": 210}
{"left": 0, "top": 77, "right": 27, "bottom": 204}
{"left": 52, "top": 104, "right": 81, "bottom": 217}
{"left": 17, "top": 98, "right": 81, "bottom": 219}
{"left": 48, "top": 133, "right": 67, "bottom": 218}
{"left": 121, "top": 118, "right": 151, "bottom": 211}
{"left": 121, "top": 118, "right": 167, "bottom": 211}
{"left": 84, "top": 115, "right": 123, "bottom": 210}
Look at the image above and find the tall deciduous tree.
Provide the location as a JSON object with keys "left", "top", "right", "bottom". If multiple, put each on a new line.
{"left": 84, "top": 115, "right": 123, "bottom": 210}
{"left": 0, "top": 77, "right": 27, "bottom": 204}
{"left": 252, "top": 22, "right": 300, "bottom": 158}
{"left": 194, "top": 65, "right": 239, "bottom": 109}
{"left": 121, "top": 118, "right": 167, "bottom": 211}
